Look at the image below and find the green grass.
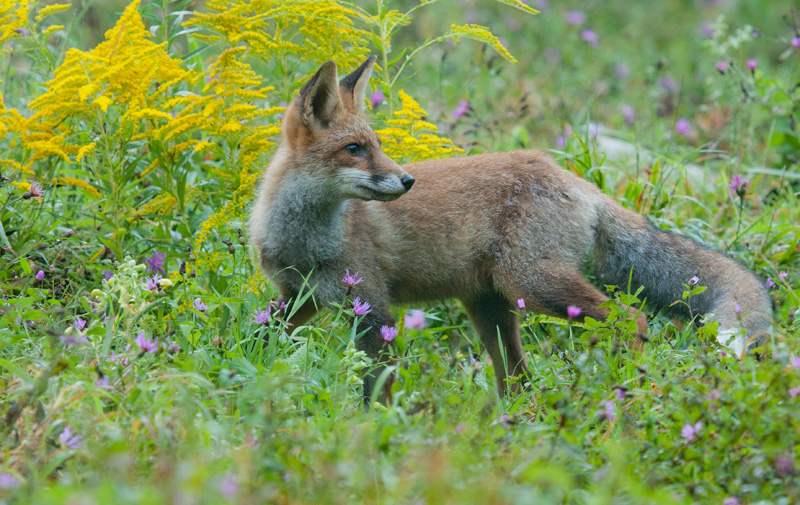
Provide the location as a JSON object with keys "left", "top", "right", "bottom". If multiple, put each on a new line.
{"left": 1, "top": 1, "right": 799, "bottom": 504}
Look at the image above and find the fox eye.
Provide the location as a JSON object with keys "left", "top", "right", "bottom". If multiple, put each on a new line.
{"left": 345, "top": 143, "right": 365, "bottom": 157}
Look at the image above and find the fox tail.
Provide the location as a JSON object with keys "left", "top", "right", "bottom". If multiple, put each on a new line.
{"left": 593, "top": 199, "right": 772, "bottom": 357}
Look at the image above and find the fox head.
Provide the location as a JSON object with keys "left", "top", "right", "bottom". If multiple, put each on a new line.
{"left": 280, "top": 56, "right": 414, "bottom": 201}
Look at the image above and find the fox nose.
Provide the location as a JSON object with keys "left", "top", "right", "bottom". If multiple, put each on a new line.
{"left": 400, "top": 175, "right": 415, "bottom": 191}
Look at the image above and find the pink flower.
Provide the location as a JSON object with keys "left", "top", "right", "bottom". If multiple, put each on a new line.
{"left": 734, "top": 303, "right": 741, "bottom": 315}
{"left": 778, "top": 271, "right": 788, "bottom": 280}
{"left": 142, "top": 250, "right": 167, "bottom": 275}
{"left": 621, "top": 105, "right": 635, "bottom": 125}
{"left": 567, "top": 305, "right": 582, "bottom": 319}
{"left": 600, "top": 401, "right": 616, "bottom": 421}
{"left": 675, "top": 118, "right": 692, "bottom": 138}
{"left": 581, "top": 30, "right": 598, "bottom": 48}
{"left": 789, "top": 387, "right": 800, "bottom": 398}
{"left": 380, "top": 325, "right": 398, "bottom": 343}
{"left": 517, "top": 298, "right": 526, "bottom": 310}
{"left": 790, "top": 356, "right": 800, "bottom": 369}
{"left": 615, "top": 387, "right": 627, "bottom": 400}
{"left": 96, "top": 377, "right": 110, "bottom": 389}
{"left": 0, "top": 472, "right": 21, "bottom": 489}
{"left": 218, "top": 475, "right": 239, "bottom": 498}
{"left": 729, "top": 173, "right": 749, "bottom": 197}
{"left": 451, "top": 100, "right": 470, "bottom": 119}
{"left": 59, "top": 425, "right": 83, "bottom": 448}
{"left": 24, "top": 182, "right": 43, "bottom": 200}
{"left": 556, "top": 136, "right": 566, "bottom": 148}
{"left": 792, "top": 37, "right": 800, "bottom": 49}
{"left": 723, "top": 498, "right": 740, "bottom": 505}
{"left": 134, "top": 331, "right": 158, "bottom": 354}
{"left": 369, "top": 90, "right": 386, "bottom": 108}
{"left": 74, "top": 318, "right": 87, "bottom": 331}
{"left": 766, "top": 278, "right": 776, "bottom": 289}
{"left": 404, "top": 310, "right": 427, "bottom": 330}
{"left": 715, "top": 60, "right": 728, "bottom": 73}
{"left": 660, "top": 76, "right": 678, "bottom": 92}
{"left": 141, "top": 274, "right": 162, "bottom": 292}
{"left": 689, "top": 275, "right": 700, "bottom": 286}
{"left": 60, "top": 334, "right": 88, "bottom": 346}
{"left": 680, "top": 421, "right": 702, "bottom": 442}
{"left": 35, "top": 270, "right": 45, "bottom": 281}
{"left": 565, "top": 10, "right": 585, "bottom": 25}
{"left": 352, "top": 297, "right": 372, "bottom": 316}
{"left": 166, "top": 339, "right": 180, "bottom": 354}
{"left": 342, "top": 269, "right": 364, "bottom": 288}
{"left": 194, "top": 298, "right": 208, "bottom": 312}
{"left": 252, "top": 307, "right": 271, "bottom": 325}
{"left": 746, "top": 59, "right": 758, "bottom": 71}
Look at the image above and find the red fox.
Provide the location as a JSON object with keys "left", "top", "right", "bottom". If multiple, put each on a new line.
{"left": 249, "top": 56, "right": 773, "bottom": 399}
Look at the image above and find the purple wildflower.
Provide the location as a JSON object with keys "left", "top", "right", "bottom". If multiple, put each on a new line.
{"left": 614, "top": 63, "right": 630, "bottom": 79}
{"left": 746, "top": 59, "right": 758, "bottom": 71}
{"left": 25, "top": 182, "right": 43, "bottom": 200}
{"left": 134, "top": 331, "right": 158, "bottom": 354}
{"left": 451, "top": 100, "right": 470, "bottom": 119}
{"left": 194, "top": 298, "right": 208, "bottom": 312}
{"left": 60, "top": 229, "right": 73, "bottom": 238}
{"left": 342, "top": 269, "right": 364, "bottom": 288}
{"left": 778, "top": 271, "right": 788, "bottom": 280}
{"left": 59, "top": 425, "right": 83, "bottom": 449}
{"left": 60, "top": 334, "right": 88, "bottom": 346}
{"left": 218, "top": 475, "right": 239, "bottom": 498}
{"left": 0, "top": 473, "right": 21, "bottom": 489}
{"left": 35, "top": 270, "right": 45, "bottom": 281}
{"left": 404, "top": 309, "right": 427, "bottom": 330}
{"left": 141, "top": 274, "right": 161, "bottom": 292}
{"left": 752, "top": 29, "right": 760, "bottom": 38}
{"left": 789, "top": 387, "right": 800, "bottom": 398}
{"left": 715, "top": 60, "right": 728, "bottom": 73}
{"left": 615, "top": 387, "right": 627, "bottom": 400}
{"left": 600, "top": 401, "right": 616, "bottom": 421}
{"left": 660, "top": 76, "right": 678, "bottom": 92}
{"left": 728, "top": 174, "right": 750, "bottom": 198}
{"left": 734, "top": 303, "right": 741, "bottom": 315}
{"left": 252, "top": 307, "right": 271, "bottom": 325}
{"left": 680, "top": 421, "right": 702, "bottom": 442}
{"left": 352, "top": 297, "right": 372, "bottom": 316}
{"left": 369, "top": 90, "right": 386, "bottom": 108}
{"left": 700, "top": 22, "right": 715, "bottom": 38}
{"left": 580, "top": 30, "right": 598, "bottom": 48}
{"left": 96, "top": 377, "right": 110, "bottom": 389}
{"left": 766, "top": 277, "right": 776, "bottom": 289}
{"left": 621, "top": 105, "right": 635, "bottom": 126}
{"left": 675, "top": 118, "right": 692, "bottom": 138}
{"left": 166, "top": 339, "right": 180, "bottom": 354}
{"left": 567, "top": 305, "right": 582, "bottom": 319}
{"left": 142, "top": 250, "right": 167, "bottom": 275}
{"left": 774, "top": 454, "right": 796, "bottom": 477}
{"left": 74, "top": 318, "right": 87, "bottom": 331}
{"left": 556, "top": 136, "right": 566, "bottom": 148}
{"left": 723, "top": 498, "right": 740, "bottom": 505}
{"left": 565, "top": 10, "right": 585, "bottom": 25}
{"left": 455, "top": 423, "right": 466, "bottom": 434}
{"left": 103, "top": 270, "right": 114, "bottom": 281}
{"left": 792, "top": 37, "right": 800, "bottom": 49}
{"left": 380, "top": 325, "right": 399, "bottom": 343}
{"left": 517, "top": 298, "right": 526, "bottom": 310}
{"left": 689, "top": 275, "right": 700, "bottom": 286}
{"left": 790, "top": 356, "right": 800, "bottom": 369}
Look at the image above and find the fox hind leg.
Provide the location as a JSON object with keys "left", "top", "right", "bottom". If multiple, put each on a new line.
{"left": 462, "top": 293, "right": 530, "bottom": 398}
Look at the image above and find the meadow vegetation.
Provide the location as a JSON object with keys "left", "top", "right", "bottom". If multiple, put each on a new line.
{"left": 1, "top": 0, "right": 799, "bottom": 503}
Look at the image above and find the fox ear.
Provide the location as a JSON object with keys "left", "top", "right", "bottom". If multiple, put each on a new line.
{"left": 339, "top": 55, "right": 376, "bottom": 113}
{"left": 299, "top": 61, "right": 341, "bottom": 124}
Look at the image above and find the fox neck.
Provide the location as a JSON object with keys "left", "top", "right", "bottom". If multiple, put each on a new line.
{"left": 262, "top": 169, "right": 348, "bottom": 272}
